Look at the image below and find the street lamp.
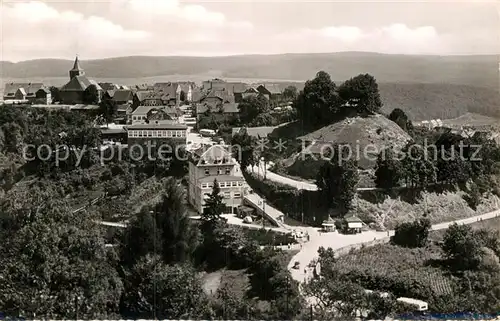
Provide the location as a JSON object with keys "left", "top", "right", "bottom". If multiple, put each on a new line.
{"left": 74, "top": 295, "right": 82, "bottom": 320}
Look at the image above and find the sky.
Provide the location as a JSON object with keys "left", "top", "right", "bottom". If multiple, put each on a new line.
{"left": 0, "top": 0, "right": 499, "bottom": 62}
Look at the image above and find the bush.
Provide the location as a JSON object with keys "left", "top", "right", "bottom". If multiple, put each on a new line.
{"left": 392, "top": 218, "right": 431, "bottom": 248}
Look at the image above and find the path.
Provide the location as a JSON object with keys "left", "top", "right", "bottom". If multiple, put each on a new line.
{"left": 243, "top": 193, "right": 289, "bottom": 229}
{"left": 248, "top": 161, "right": 385, "bottom": 192}
{"left": 287, "top": 208, "right": 500, "bottom": 285}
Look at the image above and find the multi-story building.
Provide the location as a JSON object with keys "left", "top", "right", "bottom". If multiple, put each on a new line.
{"left": 126, "top": 121, "right": 188, "bottom": 151}
{"left": 188, "top": 145, "right": 248, "bottom": 214}
{"left": 59, "top": 56, "right": 103, "bottom": 104}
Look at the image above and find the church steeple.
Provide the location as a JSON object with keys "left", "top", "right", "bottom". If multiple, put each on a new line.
{"left": 69, "top": 55, "right": 85, "bottom": 79}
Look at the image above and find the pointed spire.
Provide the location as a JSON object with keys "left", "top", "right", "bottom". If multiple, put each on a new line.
{"left": 71, "top": 55, "right": 83, "bottom": 71}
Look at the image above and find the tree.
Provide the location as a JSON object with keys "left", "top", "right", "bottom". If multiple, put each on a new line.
{"left": 392, "top": 218, "right": 431, "bottom": 248}
{"left": 294, "top": 71, "right": 340, "bottom": 127}
{"left": 49, "top": 86, "right": 61, "bottom": 103}
{"left": 120, "top": 208, "right": 163, "bottom": 266}
{"left": 238, "top": 95, "right": 270, "bottom": 124}
{"left": 154, "top": 178, "right": 199, "bottom": 264}
{"left": 338, "top": 73, "right": 382, "bottom": 114}
{"left": 375, "top": 148, "right": 404, "bottom": 189}
{"left": 98, "top": 97, "right": 118, "bottom": 126}
{"left": 282, "top": 86, "right": 298, "bottom": 102}
{"left": 388, "top": 108, "right": 413, "bottom": 134}
{"left": 442, "top": 224, "right": 488, "bottom": 270}
{"left": 120, "top": 255, "right": 213, "bottom": 319}
{"left": 231, "top": 128, "right": 257, "bottom": 170}
{"left": 201, "top": 179, "right": 226, "bottom": 224}
{"left": 401, "top": 142, "right": 437, "bottom": 188}
{"left": 83, "top": 84, "right": 100, "bottom": 105}
{"left": 316, "top": 152, "right": 359, "bottom": 213}
{"left": 0, "top": 206, "right": 123, "bottom": 319}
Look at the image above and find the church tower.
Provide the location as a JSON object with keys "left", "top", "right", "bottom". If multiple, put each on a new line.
{"left": 69, "top": 55, "right": 85, "bottom": 79}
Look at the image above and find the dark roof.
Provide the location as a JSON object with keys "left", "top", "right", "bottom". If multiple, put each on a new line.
{"left": 60, "top": 75, "right": 92, "bottom": 91}
{"left": 199, "top": 175, "right": 244, "bottom": 183}
{"left": 153, "top": 83, "right": 178, "bottom": 97}
{"left": 243, "top": 87, "right": 259, "bottom": 94}
{"left": 112, "top": 89, "right": 134, "bottom": 102}
{"left": 3, "top": 83, "right": 46, "bottom": 96}
{"left": 227, "top": 82, "right": 247, "bottom": 93}
{"left": 197, "top": 102, "right": 239, "bottom": 114}
{"left": 258, "top": 84, "right": 282, "bottom": 95}
{"left": 132, "top": 105, "right": 179, "bottom": 116}
{"left": 126, "top": 123, "right": 188, "bottom": 130}
{"left": 99, "top": 83, "right": 119, "bottom": 91}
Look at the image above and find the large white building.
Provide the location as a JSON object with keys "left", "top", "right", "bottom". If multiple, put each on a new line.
{"left": 188, "top": 145, "right": 248, "bottom": 214}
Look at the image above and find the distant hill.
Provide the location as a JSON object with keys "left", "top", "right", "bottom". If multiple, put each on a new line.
{"left": 1, "top": 52, "right": 498, "bottom": 89}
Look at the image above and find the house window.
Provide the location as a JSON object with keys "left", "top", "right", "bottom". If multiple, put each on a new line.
{"left": 205, "top": 169, "right": 209, "bottom": 176}
{"left": 225, "top": 168, "right": 231, "bottom": 175}
{"left": 223, "top": 192, "right": 230, "bottom": 199}
{"left": 233, "top": 192, "right": 241, "bottom": 198}
{"left": 147, "top": 131, "right": 152, "bottom": 137}
{"left": 138, "top": 131, "right": 143, "bottom": 137}
{"left": 237, "top": 182, "right": 243, "bottom": 186}
{"left": 219, "top": 182, "right": 226, "bottom": 188}
{"left": 201, "top": 183, "right": 208, "bottom": 188}
{"left": 231, "top": 182, "right": 237, "bottom": 187}
{"left": 217, "top": 168, "right": 223, "bottom": 175}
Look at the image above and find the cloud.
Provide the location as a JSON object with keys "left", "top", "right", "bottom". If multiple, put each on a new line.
{"left": 0, "top": 1, "right": 495, "bottom": 61}
{"left": 263, "top": 23, "right": 443, "bottom": 55}
{"left": 1, "top": 1, "right": 151, "bottom": 61}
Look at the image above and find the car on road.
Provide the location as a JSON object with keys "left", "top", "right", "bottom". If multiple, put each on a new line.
{"left": 293, "top": 261, "right": 300, "bottom": 269}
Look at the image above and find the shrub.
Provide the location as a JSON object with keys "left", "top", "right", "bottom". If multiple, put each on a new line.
{"left": 392, "top": 218, "right": 431, "bottom": 248}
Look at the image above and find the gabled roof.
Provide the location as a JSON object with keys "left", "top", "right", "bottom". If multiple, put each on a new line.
{"left": 99, "top": 83, "right": 119, "bottom": 91}
{"left": 3, "top": 82, "right": 45, "bottom": 96}
{"left": 258, "top": 84, "right": 282, "bottom": 95}
{"left": 197, "top": 145, "right": 233, "bottom": 165}
{"left": 132, "top": 105, "right": 179, "bottom": 116}
{"left": 227, "top": 82, "right": 248, "bottom": 94}
{"left": 112, "top": 89, "right": 133, "bottom": 102}
{"left": 60, "top": 75, "right": 92, "bottom": 91}
{"left": 243, "top": 87, "right": 259, "bottom": 94}
{"left": 153, "top": 82, "right": 178, "bottom": 97}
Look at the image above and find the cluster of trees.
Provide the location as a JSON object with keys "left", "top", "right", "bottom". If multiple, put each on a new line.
{"left": 0, "top": 173, "right": 304, "bottom": 319}
{"left": 375, "top": 127, "right": 500, "bottom": 208}
{"left": 392, "top": 218, "right": 431, "bottom": 248}
{"left": 294, "top": 71, "right": 382, "bottom": 128}
{"left": 316, "top": 148, "right": 359, "bottom": 214}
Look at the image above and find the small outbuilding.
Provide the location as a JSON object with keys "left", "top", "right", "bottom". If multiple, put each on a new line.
{"left": 343, "top": 215, "right": 363, "bottom": 234}
{"left": 321, "top": 216, "right": 336, "bottom": 232}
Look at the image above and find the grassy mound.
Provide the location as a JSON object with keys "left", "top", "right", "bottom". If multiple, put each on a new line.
{"left": 286, "top": 114, "right": 411, "bottom": 178}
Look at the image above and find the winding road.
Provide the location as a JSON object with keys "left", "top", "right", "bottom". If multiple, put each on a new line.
{"left": 287, "top": 208, "right": 500, "bottom": 285}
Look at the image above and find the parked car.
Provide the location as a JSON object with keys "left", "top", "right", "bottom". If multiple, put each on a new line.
{"left": 293, "top": 261, "right": 300, "bottom": 269}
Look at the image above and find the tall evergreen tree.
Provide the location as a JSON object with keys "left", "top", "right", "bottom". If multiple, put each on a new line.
{"left": 201, "top": 179, "right": 226, "bottom": 224}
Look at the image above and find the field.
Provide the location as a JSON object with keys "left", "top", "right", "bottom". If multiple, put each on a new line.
{"left": 332, "top": 243, "right": 456, "bottom": 304}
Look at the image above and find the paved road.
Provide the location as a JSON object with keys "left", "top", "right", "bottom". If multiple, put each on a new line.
{"left": 248, "top": 162, "right": 318, "bottom": 191}
{"left": 244, "top": 193, "right": 289, "bottom": 229}
{"left": 248, "top": 161, "right": 384, "bottom": 192}
{"left": 287, "top": 208, "right": 500, "bottom": 285}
